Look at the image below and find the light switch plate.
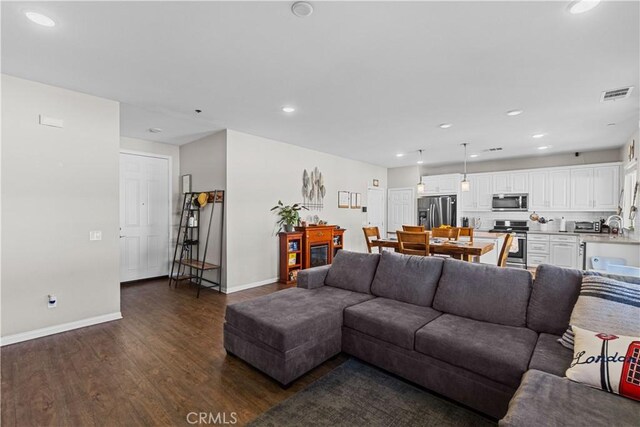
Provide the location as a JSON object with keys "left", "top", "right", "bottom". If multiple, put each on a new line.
{"left": 89, "top": 230, "right": 102, "bottom": 241}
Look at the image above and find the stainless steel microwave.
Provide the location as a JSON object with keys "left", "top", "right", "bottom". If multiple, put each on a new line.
{"left": 491, "top": 194, "right": 528, "bottom": 211}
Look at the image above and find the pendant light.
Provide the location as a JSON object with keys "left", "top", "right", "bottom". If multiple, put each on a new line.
{"left": 460, "top": 143, "right": 470, "bottom": 192}
{"left": 416, "top": 149, "right": 425, "bottom": 193}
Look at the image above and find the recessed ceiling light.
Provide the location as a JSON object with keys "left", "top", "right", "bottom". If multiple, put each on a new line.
{"left": 532, "top": 133, "right": 546, "bottom": 139}
{"left": 537, "top": 146, "right": 549, "bottom": 150}
{"left": 148, "top": 128, "right": 163, "bottom": 133}
{"left": 396, "top": 153, "right": 404, "bottom": 157}
{"left": 568, "top": 0, "right": 601, "bottom": 15}
{"left": 439, "top": 123, "right": 452, "bottom": 129}
{"left": 25, "top": 11, "right": 55, "bottom": 27}
{"left": 417, "top": 160, "right": 424, "bottom": 164}
{"left": 469, "top": 154, "right": 479, "bottom": 158}
{"left": 506, "top": 109, "right": 523, "bottom": 116}
{"left": 282, "top": 106, "right": 296, "bottom": 113}
{"left": 291, "top": 2, "right": 314, "bottom": 18}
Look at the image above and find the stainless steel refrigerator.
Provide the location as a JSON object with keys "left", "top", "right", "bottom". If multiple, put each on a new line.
{"left": 417, "top": 195, "right": 457, "bottom": 229}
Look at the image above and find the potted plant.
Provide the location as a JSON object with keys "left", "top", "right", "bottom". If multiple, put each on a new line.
{"left": 271, "top": 200, "right": 307, "bottom": 232}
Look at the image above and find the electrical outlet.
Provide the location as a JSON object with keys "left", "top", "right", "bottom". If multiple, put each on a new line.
{"left": 89, "top": 230, "right": 102, "bottom": 241}
{"left": 48, "top": 294, "right": 57, "bottom": 308}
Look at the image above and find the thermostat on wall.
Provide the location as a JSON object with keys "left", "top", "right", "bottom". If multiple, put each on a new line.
{"left": 39, "top": 115, "right": 64, "bottom": 128}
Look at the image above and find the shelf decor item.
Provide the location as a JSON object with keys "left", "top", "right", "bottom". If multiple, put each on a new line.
{"left": 271, "top": 200, "right": 308, "bottom": 233}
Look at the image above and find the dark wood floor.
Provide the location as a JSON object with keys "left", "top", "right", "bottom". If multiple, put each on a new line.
{"left": 1, "top": 279, "right": 348, "bottom": 426}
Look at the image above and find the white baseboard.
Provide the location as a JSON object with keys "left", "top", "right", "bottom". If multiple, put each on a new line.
{"left": 0, "top": 312, "right": 123, "bottom": 346}
{"left": 223, "top": 277, "right": 278, "bottom": 294}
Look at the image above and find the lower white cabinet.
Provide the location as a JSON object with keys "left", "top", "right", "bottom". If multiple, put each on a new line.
{"left": 528, "top": 233, "right": 579, "bottom": 269}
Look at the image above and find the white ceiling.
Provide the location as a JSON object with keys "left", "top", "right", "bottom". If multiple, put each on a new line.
{"left": 2, "top": 1, "right": 638, "bottom": 167}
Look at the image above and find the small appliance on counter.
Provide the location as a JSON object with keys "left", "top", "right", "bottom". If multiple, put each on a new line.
{"left": 574, "top": 221, "right": 600, "bottom": 233}
{"left": 462, "top": 217, "right": 470, "bottom": 227}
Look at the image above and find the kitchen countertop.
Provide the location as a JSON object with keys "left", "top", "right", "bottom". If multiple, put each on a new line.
{"left": 580, "top": 234, "right": 640, "bottom": 245}
{"left": 527, "top": 230, "right": 586, "bottom": 236}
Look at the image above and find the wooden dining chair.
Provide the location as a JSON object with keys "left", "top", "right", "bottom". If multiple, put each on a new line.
{"left": 396, "top": 231, "right": 430, "bottom": 256}
{"left": 457, "top": 227, "right": 474, "bottom": 243}
{"left": 498, "top": 233, "right": 515, "bottom": 267}
{"left": 362, "top": 226, "right": 381, "bottom": 253}
{"left": 431, "top": 227, "right": 461, "bottom": 241}
{"left": 402, "top": 225, "right": 425, "bottom": 232}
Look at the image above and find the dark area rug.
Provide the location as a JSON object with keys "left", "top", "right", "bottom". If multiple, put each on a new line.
{"left": 248, "top": 359, "right": 496, "bottom": 426}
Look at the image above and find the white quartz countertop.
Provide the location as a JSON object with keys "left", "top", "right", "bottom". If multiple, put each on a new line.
{"left": 580, "top": 234, "right": 640, "bottom": 245}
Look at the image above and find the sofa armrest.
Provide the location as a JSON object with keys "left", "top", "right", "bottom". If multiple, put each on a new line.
{"left": 297, "top": 265, "right": 331, "bottom": 289}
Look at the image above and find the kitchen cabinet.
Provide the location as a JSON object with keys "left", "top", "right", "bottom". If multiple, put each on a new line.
{"left": 461, "top": 174, "right": 492, "bottom": 211}
{"left": 421, "top": 174, "right": 460, "bottom": 195}
{"left": 570, "top": 166, "right": 619, "bottom": 211}
{"left": 593, "top": 166, "right": 619, "bottom": 210}
{"left": 492, "top": 172, "right": 528, "bottom": 194}
{"left": 528, "top": 169, "right": 570, "bottom": 210}
{"left": 528, "top": 233, "right": 579, "bottom": 269}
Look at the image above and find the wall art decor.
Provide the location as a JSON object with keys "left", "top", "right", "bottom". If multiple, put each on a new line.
{"left": 302, "top": 167, "right": 325, "bottom": 210}
{"left": 338, "top": 191, "right": 350, "bottom": 208}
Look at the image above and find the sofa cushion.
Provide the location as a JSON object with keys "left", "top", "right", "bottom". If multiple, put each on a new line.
{"left": 559, "top": 274, "right": 640, "bottom": 349}
{"left": 527, "top": 264, "right": 582, "bottom": 335}
{"left": 499, "top": 370, "right": 640, "bottom": 426}
{"left": 344, "top": 298, "right": 441, "bottom": 350}
{"left": 415, "top": 314, "right": 537, "bottom": 388}
{"left": 225, "top": 287, "right": 373, "bottom": 352}
{"left": 370, "top": 251, "right": 444, "bottom": 306}
{"left": 325, "top": 250, "right": 380, "bottom": 294}
{"left": 528, "top": 333, "right": 573, "bottom": 377}
{"left": 432, "top": 259, "right": 532, "bottom": 327}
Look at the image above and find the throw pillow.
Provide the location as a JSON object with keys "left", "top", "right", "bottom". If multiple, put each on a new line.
{"left": 566, "top": 325, "right": 640, "bottom": 401}
{"left": 559, "top": 275, "right": 640, "bottom": 349}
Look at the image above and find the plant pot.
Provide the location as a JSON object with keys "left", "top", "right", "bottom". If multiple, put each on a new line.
{"left": 283, "top": 224, "right": 295, "bottom": 232}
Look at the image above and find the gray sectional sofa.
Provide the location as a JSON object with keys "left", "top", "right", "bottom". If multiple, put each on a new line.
{"left": 223, "top": 250, "right": 639, "bottom": 423}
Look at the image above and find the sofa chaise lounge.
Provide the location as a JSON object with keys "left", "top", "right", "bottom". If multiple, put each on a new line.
{"left": 223, "top": 250, "right": 639, "bottom": 423}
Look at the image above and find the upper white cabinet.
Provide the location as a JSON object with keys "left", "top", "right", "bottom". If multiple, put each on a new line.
{"left": 449, "top": 162, "right": 621, "bottom": 213}
{"left": 420, "top": 174, "right": 461, "bottom": 195}
{"left": 461, "top": 174, "right": 493, "bottom": 211}
{"left": 570, "top": 166, "right": 619, "bottom": 211}
{"left": 529, "top": 169, "right": 570, "bottom": 210}
{"left": 493, "top": 171, "right": 529, "bottom": 194}
{"left": 593, "top": 166, "right": 619, "bottom": 210}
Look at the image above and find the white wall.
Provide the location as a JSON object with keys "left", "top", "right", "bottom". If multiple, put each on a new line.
{"left": 1, "top": 75, "right": 121, "bottom": 342}
{"left": 388, "top": 165, "right": 420, "bottom": 189}
{"left": 225, "top": 130, "right": 387, "bottom": 292}
{"left": 179, "top": 130, "right": 227, "bottom": 287}
{"left": 419, "top": 148, "right": 622, "bottom": 176}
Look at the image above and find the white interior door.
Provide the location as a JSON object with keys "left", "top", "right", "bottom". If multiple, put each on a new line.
{"left": 120, "top": 153, "right": 170, "bottom": 282}
{"left": 367, "top": 187, "right": 386, "bottom": 237}
{"left": 388, "top": 188, "right": 415, "bottom": 233}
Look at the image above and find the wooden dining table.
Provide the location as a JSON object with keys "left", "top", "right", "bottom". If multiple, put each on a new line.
{"left": 371, "top": 237, "right": 495, "bottom": 261}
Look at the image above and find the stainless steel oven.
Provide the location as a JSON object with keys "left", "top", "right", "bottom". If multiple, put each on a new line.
{"left": 491, "top": 194, "right": 528, "bottom": 212}
{"left": 490, "top": 220, "right": 528, "bottom": 268}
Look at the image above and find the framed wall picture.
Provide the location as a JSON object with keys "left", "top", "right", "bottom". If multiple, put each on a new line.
{"left": 350, "top": 192, "right": 361, "bottom": 209}
{"left": 373, "top": 179, "right": 379, "bottom": 187}
{"left": 181, "top": 174, "right": 191, "bottom": 194}
{"left": 338, "top": 191, "right": 350, "bottom": 208}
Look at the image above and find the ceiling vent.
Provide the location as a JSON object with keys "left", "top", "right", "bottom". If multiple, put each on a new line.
{"left": 601, "top": 87, "right": 634, "bottom": 102}
{"left": 482, "top": 147, "right": 503, "bottom": 152}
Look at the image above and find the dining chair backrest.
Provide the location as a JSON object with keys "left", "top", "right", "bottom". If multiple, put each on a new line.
{"left": 362, "top": 226, "right": 381, "bottom": 254}
{"left": 457, "top": 227, "right": 474, "bottom": 243}
{"left": 498, "top": 233, "right": 515, "bottom": 267}
{"left": 397, "top": 231, "right": 430, "bottom": 256}
{"left": 402, "top": 225, "right": 425, "bottom": 232}
{"left": 431, "top": 227, "right": 461, "bottom": 241}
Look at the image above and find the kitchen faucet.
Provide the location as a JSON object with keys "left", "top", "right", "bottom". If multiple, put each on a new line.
{"left": 605, "top": 215, "right": 624, "bottom": 235}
